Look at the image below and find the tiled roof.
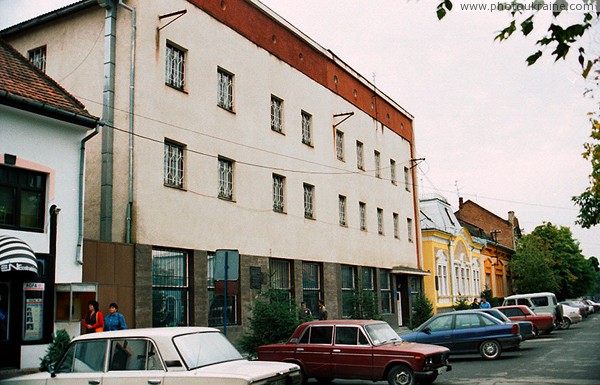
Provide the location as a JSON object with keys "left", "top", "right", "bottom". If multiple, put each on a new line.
{"left": 0, "top": 39, "right": 97, "bottom": 123}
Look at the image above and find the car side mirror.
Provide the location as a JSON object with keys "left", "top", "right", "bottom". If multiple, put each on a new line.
{"left": 422, "top": 327, "right": 431, "bottom": 334}
{"left": 48, "top": 363, "right": 56, "bottom": 378}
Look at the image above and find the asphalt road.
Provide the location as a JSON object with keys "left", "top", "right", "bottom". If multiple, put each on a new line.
{"left": 307, "top": 313, "right": 600, "bottom": 385}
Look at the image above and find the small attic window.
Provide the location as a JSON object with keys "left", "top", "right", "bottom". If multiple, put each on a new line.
{"left": 445, "top": 208, "right": 455, "bottom": 225}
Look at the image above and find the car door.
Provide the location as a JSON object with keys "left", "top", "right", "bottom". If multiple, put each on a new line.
{"left": 414, "top": 314, "right": 454, "bottom": 350}
{"left": 295, "top": 325, "right": 333, "bottom": 379}
{"left": 452, "top": 313, "right": 492, "bottom": 354}
{"left": 103, "top": 338, "right": 165, "bottom": 385}
{"left": 47, "top": 339, "right": 107, "bottom": 385}
{"left": 331, "top": 325, "right": 372, "bottom": 380}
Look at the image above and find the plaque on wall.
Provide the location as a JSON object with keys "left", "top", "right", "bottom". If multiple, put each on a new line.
{"left": 250, "top": 267, "right": 262, "bottom": 289}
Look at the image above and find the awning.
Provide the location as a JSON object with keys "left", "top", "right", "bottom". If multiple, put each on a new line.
{"left": 391, "top": 265, "right": 431, "bottom": 276}
{"left": 0, "top": 235, "right": 39, "bottom": 277}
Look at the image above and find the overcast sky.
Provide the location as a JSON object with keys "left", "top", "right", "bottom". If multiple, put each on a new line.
{"left": 1, "top": 0, "right": 598, "bottom": 258}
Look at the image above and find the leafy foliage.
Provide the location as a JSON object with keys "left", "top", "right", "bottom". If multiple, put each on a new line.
{"left": 409, "top": 294, "right": 433, "bottom": 329}
{"left": 238, "top": 289, "right": 300, "bottom": 357}
{"left": 573, "top": 114, "right": 600, "bottom": 228}
{"left": 481, "top": 288, "right": 500, "bottom": 307}
{"left": 348, "top": 289, "right": 381, "bottom": 320}
{"left": 40, "top": 329, "right": 71, "bottom": 371}
{"left": 453, "top": 296, "right": 471, "bottom": 310}
{"left": 511, "top": 234, "right": 560, "bottom": 293}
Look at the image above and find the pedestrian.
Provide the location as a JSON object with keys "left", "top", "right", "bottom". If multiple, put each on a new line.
{"left": 82, "top": 300, "right": 104, "bottom": 333}
{"left": 104, "top": 302, "right": 128, "bottom": 331}
{"left": 479, "top": 298, "right": 491, "bottom": 309}
{"left": 298, "top": 301, "right": 313, "bottom": 322}
{"left": 318, "top": 300, "right": 328, "bottom": 320}
{"left": 471, "top": 298, "right": 480, "bottom": 309}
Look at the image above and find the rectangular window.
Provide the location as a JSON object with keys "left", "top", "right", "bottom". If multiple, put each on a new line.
{"left": 377, "top": 208, "right": 384, "bottom": 235}
{"left": 272, "top": 174, "right": 285, "bottom": 212}
{"left": 301, "top": 111, "right": 312, "bottom": 145}
{"left": 218, "top": 158, "right": 233, "bottom": 200}
{"left": 341, "top": 265, "right": 357, "bottom": 317}
{"left": 152, "top": 248, "right": 188, "bottom": 327}
{"left": 207, "top": 252, "right": 239, "bottom": 326}
{"left": 302, "top": 262, "right": 321, "bottom": 318}
{"left": 304, "top": 183, "right": 314, "bottom": 219}
{"left": 217, "top": 68, "right": 233, "bottom": 111}
{"left": 362, "top": 267, "right": 375, "bottom": 291}
{"left": 0, "top": 165, "right": 46, "bottom": 231}
{"left": 407, "top": 218, "right": 413, "bottom": 242}
{"left": 338, "top": 195, "right": 347, "bottom": 226}
{"left": 166, "top": 43, "right": 185, "bottom": 90}
{"left": 374, "top": 151, "right": 381, "bottom": 178}
{"left": 271, "top": 95, "right": 283, "bottom": 133}
{"left": 164, "top": 140, "right": 184, "bottom": 188}
{"left": 404, "top": 167, "right": 411, "bottom": 191}
{"left": 356, "top": 141, "right": 364, "bottom": 170}
{"left": 270, "top": 258, "right": 292, "bottom": 300}
{"left": 393, "top": 213, "right": 399, "bottom": 239}
{"left": 28, "top": 46, "right": 46, "bottom": 72}
{"left": 380, "top": 270, "right": 392, "bottom": 314}
{"left": 359, "top": 202, "right": 366, "bottom": 231}
{"left": 390, "top": 159, "right": 396, "bottom": 185}
{"left": 335, "top": 130, "right": 344, "bottom": 161}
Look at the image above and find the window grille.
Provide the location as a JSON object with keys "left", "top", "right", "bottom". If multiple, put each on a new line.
{"left": 0, "top": 165, "right": 46, "bottom": 231}
{"left": 359, "top": 202, "right": 366, "bottom": 231}
{"left": 302, "top": 262, "right": 321, "bottom": 317}
{"left": 271, "top": 96, "right": 283, "bottom": 133}
{"left": 335, "top": 130, "right": 344, "bottom": 160}
{"left": 217, "top": 69, "right": 233, "bottom": 111}
{"left": 338, "top": 195, "right": 347, "bottom": 226}
{"left": 218, "top": 158, "right": 233, "bottom": 199}
{"left": 380, "top": 270, "right": 392, "bottom": 314}
{"left": 301, "top": 111, "right": 312, "bottom": 145}
{"left": 270, "top": 258, "right": 292, "bottom": 300}
{"left": 152, "top": 248, "right": 188, "bottom": 327}
{"left": 164, "top": 141, "right": 184, "bottom": 188}
{"left": 404, "top": 167, "right": 411, "bottom": 191}
{"left": 393, "top": 213, "right": 399, "bottom": 239}
{"left": 374, "top": 151, "right": 381, "bottom": 178}
{"left": 273, "top": 174, "right": 285, "bottom": 212}
{"left": 407, "top": 218, "right": 413, "bottom": 241}
{"left": 304, "top": 183, "right": 314, "bottom": 219}
{"left": 356, "top": 141, "right": 364, "bottom": 170}
{"left": 390, "top": 159, "right": 396, "bottom": 185}
{"left": 28, "top": 46, "right": 46, "bottom": 72}
{"left": 166, "top": 43, "right": 185, "bottom": 90}
{"left": 341, "top": 265, "right": 357, "bottom": 317}
{"left": 377, "top": 208, "right": 384, "bottom": 235}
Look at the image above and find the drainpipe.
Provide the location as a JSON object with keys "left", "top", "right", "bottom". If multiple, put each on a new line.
{"left": 118, "top": 0, "right": 136, "bottom": 244}
{"left": 77, "top": 123, "right": 102, "bottom": 264}
{"left": 98, "top": 0, "right": 117, "bottom": 241}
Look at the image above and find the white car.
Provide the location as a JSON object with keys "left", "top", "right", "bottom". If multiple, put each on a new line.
{"left": 556, "top": 304, "right": 583, "bottom": 329}
{"left": 0, "top": 327, "right": 301, "bottom": 385}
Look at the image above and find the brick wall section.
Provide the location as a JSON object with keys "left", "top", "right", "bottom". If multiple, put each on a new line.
{"left": 455, "top": 199, "right": 516, "bottom": 249}
{"left": 134, "top": 243, "right": 152, "bottom": 327}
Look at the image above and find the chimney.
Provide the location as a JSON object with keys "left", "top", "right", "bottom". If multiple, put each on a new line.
{"left": 459, "top": 197, "right": 464, "bottom": 208}
{"left": 508, "top": 211, "right": 515, "bottom": 226}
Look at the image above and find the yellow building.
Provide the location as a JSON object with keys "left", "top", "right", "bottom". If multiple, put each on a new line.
{"left": 420, "top": 195, "right": 485, "bottom": 314}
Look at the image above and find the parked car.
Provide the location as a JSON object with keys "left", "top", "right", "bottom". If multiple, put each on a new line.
{"left": 556, "top": 303, "right": 583, "bottom": 329}
{"left": 401, "top": 310, "right": 521, "bottom": 360}
{"left": 496, "top": 305, "right": 555, "bottom": 335}
{"left": 583, "top": 299, "right": 600, "bottom": 312}
{"left": 257, "top": 320, "right": 451, "bottom": 385}
{"left": 0, "top": 327, "right": 302, "bottom": 385}
{"left": 561, "top": 300, "right": 590, "bottom": 318}
{"left": 475, "top": 308, "right": 535, "bottom": 340}
{"left": 502, "top": 292, "right": 558, "bottom": 318}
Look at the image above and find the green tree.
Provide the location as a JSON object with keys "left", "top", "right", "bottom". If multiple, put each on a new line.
{"left": 238, "top": 289, "right": 300, "bottom": 357}
{"left": 348, "top": 289, "right": 381, "bottom": 320}
{"left": 573, "top": 116, "right": 600, "bottom": 228}
{"left": 409, "top": 294, "right": 433, "bottom": 329}
{"left": 511, "top": 234, "right": 560, "bottom": 293}
{"left": 40, "top": 329, "right": 71, "bottom": 371}
{"left": 453, "top": 296, "right": 471, "bottom": 310}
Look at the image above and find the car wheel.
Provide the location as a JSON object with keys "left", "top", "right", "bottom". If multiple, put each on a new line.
{"left": 387, "top": 364, "right": 416, "bottom": 385}
{"left": 417, "top": 372, "right": 438, "bottom": 385}
{"left": 479, "top": 339, "right": 502, "bottom": 360}
{"left": 315, "top": 377, "right": 333, "bottom": 384}
{"left": 559, "top": 318, "right": 571, "bottom": 330}
{"left": 532, "top": 326, "right": 540, "bottom": 336}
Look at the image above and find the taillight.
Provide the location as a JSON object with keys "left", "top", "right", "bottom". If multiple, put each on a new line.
{"left": 511, "top": 324, "right": 519, "bottom": 335}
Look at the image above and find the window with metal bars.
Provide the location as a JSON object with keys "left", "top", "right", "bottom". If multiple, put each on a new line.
{"left": 380, "top": 269, "right": 392, "bottom": 314}
{"left": 377, "top": 208, "right": 384, "bottom": 235}
{"left": 341, "top": 265, "right": 357, "bottom": 317}
{"left": 218, "top": 158, "right": 233, "bottom": 200}
{"left": 356, "top": 141, "right": 364, "bottom": 170}
{"left": 163, "top": 140, "right": 184, "bottom": 188}
{"left": 404, "top": 167, "right": 411, "bottom": 191}
{"left": 335, "top": 130, "right": 344, "bottom": 161}
{"left": 359, "top": 202, "right": 366, "bottom": 231}
{"left": 338, "top": 195, "right": 347, "bottom": 226}
{"left": 301, "top": 111, "right": 312, "bottom": 145}
{"left": 273, "top": 174, "right": 285, "bottom": 212}
{"left": 28, "top": 46, "right": 46, "bottom": 72}
{"left": 303, "top": 183, "right": 314, "bottom": 219}
{"left": 302, "top": 262, "right": 321, "bottom": 318}
{"left": 270, "top": 258, "right": 292, "bottom": 300}
{"left": 271, "top": 96, "right": 283, "bottom": 133}
{"left": 217, "top": 68, "right": 233, "bottom": 111}
{"left": 374, "top": 151, "right": 381, "bottom": 178}
{"left": 390, "top": 159, "right": 397, "bottom": 185}
{"left": 393, "top": 213, "right": 399, "bottom": 239}
{"left": 166, "top": 43, "right": 185, "bottom": 90}
{"left": 152, "top": 248, "right": 189, "bottom": 327}
{"left": 407, "top": 218, "right": 413, "bottom": 242}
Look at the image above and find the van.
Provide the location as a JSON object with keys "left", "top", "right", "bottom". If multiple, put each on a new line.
{"left": 502, "top": 292, "right": 558, "bottom": 317}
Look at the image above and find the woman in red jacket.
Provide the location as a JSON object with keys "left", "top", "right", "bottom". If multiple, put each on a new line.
{"left": 82, "top": 300, "right": 104, "bottom": 333}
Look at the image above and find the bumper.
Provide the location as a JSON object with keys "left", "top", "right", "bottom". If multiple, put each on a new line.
{"left": 500, "top": 335, "right": 521, "bottom": 350}
{"left": 415, "top": 364, "right": 452, "bottom": 379}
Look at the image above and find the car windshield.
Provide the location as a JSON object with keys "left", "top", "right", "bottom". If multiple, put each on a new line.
{"left": 365, "top": 323, "right": 401, "bottom": 345}
{"left": 173, "top": 331, "right": 243, "bottom": 369}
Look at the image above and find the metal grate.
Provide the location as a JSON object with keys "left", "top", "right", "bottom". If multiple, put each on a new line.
{"left": 271, "top": 96, "right": 283, "bottom": 132}
{"left": 301, "top": 111, "right": 312, "bottom": 145}
{"left": 335, "top": 130, "right": 344, "bottom": 160}
{"left": 218, "top": 158, "right": 233, "bottom": 199}
{"left": 273, "top": 174, "right": 285, "bottom": 212}
{"left": 166, "top": 44, "right": 185, "bottom": 89}
{"left": 303, "top": 183, "right": 314, "bottom": 218}
{"left": 217, "top": 69, "right": 233, "bottom": 110}
{"left": 164, "top": 141, "right": 184, "bottom": 188}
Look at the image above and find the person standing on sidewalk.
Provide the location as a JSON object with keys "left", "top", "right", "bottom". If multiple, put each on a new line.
{"left": 104, "top": 302, "right": 128, "bottom": 331}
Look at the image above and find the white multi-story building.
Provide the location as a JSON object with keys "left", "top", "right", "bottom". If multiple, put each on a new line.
{"left": 2, "top": 0, "right": 426, "bottom": 355}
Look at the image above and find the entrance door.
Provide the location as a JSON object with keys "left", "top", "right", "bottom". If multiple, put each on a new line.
{"left": 0, "top": 281, "right": 19, "bottom": 368}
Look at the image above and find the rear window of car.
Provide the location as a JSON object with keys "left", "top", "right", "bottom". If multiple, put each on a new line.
{"left": 500, "top": 308, "right": 524, "bottom": 317}
{"left": 504, "top": 299, "right": 516, "bottom": 305}
{"left": 300, "top": 326, "right": 333, "bottom": 344}
{"left": 517, "top": 298, "right": 532, "bottom": 306}
{"left": 531, "top": 297, "right": 549, "bottom": 306}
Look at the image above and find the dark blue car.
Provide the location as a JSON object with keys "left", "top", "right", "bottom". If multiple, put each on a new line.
{"left": 401, "top": 310, "right": 521, "bottom": 360}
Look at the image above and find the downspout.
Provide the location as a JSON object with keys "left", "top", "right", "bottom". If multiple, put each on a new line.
{"left": 98, "top": 0, "right": 117, "bottom": 241}
{"left": 118, "top": 0, "right": 136, "bottom": 244}
{"left": 77, "top": 123, "right": 102, "bottom": 264}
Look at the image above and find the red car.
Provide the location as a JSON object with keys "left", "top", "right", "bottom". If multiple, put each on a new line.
{"left": 496, "top": 305, "right": 555, "bottom": 336}
{"left": 257, "top": 320, "right": 451, "bottom": 385}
